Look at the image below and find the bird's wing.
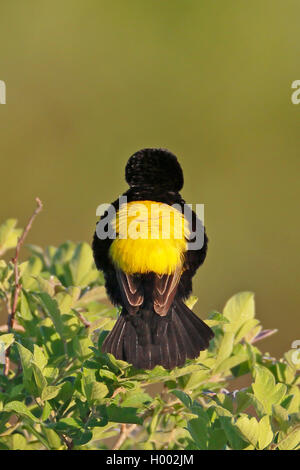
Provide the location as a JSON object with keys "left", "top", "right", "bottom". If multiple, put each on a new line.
{"left": 116, "top": 266, "right": 181, "bottom": 317}
{"left": 116, "top": 270, "right": 144, "bottom": 315}
{"left": 153, "top": 265, "right": 182, "bottom": 316}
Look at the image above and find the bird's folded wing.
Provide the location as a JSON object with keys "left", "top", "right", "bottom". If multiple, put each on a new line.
{"left": 116, "top": 270, "right": 143, "bottom": 315}
{"left": 153, "top": 265, "right": 181, "bottom": 316}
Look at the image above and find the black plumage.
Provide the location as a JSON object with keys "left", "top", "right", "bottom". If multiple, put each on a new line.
{"left": 92, "top": 148, "right": 214, "bottom": 369}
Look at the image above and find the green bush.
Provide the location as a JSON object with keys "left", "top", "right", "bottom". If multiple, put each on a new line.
{"left": 0, "top": 217, "right": 299, "bottom": 450}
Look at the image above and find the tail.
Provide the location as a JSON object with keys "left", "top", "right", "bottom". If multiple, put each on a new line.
{"left": 102, "top": 299, "right": 214, "bottom": 370}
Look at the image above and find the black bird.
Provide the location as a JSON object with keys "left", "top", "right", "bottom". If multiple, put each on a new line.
{"left": 92, "top": 148, "right": 214, "bottom": 369}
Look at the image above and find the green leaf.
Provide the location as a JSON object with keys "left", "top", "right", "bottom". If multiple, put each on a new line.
{"left": 4, "top": 401, "right": 39, "bottom": 422}
{"left": 208, "top": 428, "right": 227, "bottom": 450}
{"left": 9, "top": 384, "right": 24, "bottom": 399}
{"left": 99, "top": 369, "right": 118, "bottom": 382}
{"left": 55, "top": 417, "right": 81, "bottom": 430}
{"left": 187, "top": 417, "right": 209, "bottom": 449}
{"left": 25, "top": 422, "right": 51, "bottom": 449}
{"left": 33, "top": 345, "right": 48, "bottom": 371}
{"left": 208, "top": 311, "right": 230, "bottom": 323}
{"left": 182, "top": 370, "right": 210, "bottom": 390}
{"left": 235, "top": 391, "right": 252, "bottom": 414}
{"left": 0, "top": 259, "right": 9, "bottom": 285}
{"left": 56, "top": 381, "right": 74, "bottom": 402}
{"left": 41, "top": 385, "right": 62, "bottom": 401}
{"left": 277, "top": 429, "right": 300, "bottom": 450}
{"left": 214, "top": 353, "right": 248, "bottom": 374}
{"left": 34, "top": 292, "right": 64, "bottom": 338}
{"left": 281, "top": 386, "right": 300, "bottom": 413}
{"left": 0, "top": 333, "right": 15, "bottom": 350}
{"left": 0, "top": 433, "right": 28, "bottom": 450}
{"left": 190, "top": 402, "right": 211, "bottom": 423}
{"left": 20, "top": 256, "right": 43, "bottom": 289}
{"left": 252, "top": 365, "right": 287, "bottom": 414}
{"left": 184, "top": 295, "right": 198, "bottom": 309}
{"left": 32, "top": 363, "right": 47, "bottom": 395}
{"left": 215, "top": 392, "right": 233, "bottom": 413}
{"left": 76, "top": 286, "right": 109, "bottom": 307}
{"left": 245, "top": 342, "right": 257, "bottom": 370}
{"left": 73, "top": 335, "right": 93, "bottom": 359}
{"left": 83, "top": 375, "right": 108, "bottom": 405}
{"left": 16, "top": 343, "right": 33, "bottom": 383}
{"left": 53, "top": 416, "right": 95, "bottom": 446}
{"left": 41, "top": 401, "right": 52, "bottom": 421}
{"left": 0, "top": 219, "right": 22, "bottom": 255}
{"left": 121, "top": 392, "right": 152, "bottom": 408}
{"left": 218, "top": 414, "right": 249, "bottom": 450}
{"left": 34, "top": 276, "right": 56, "bottom": 296}
{"left": 19, "top": 290, "right": 33, "bottom": 320}
{"left": 171, "top": 362, "right": 210, "bottom": 378}
{"left": 106, "top": 404, "right": 143, "bottom": 424}
{"left": 257, "top": 415, "right": 273, "bottom": 449}
{"left": 69, "top": 242, "right": 99, "bottom": 287}
{"left": 73, "top": 430, "right": 93, "bottom": 446}
{"left": 171, "top": 390, "right": 193, "bottom": 409}
{"left": 235, "top": 318, "right": 260, "bottom": 344}
{"left": 272, "top": 404, "right": 290, "bottom": 432}
{"left": 244, "top": 393, "right": 265, "bottom": 418}
{"left": 223, "top": 292, "right": 255, "bottom": 334}
{"left": 147, "top": 366, "right": 171, "bottom": 381}
{"left": 214, "top": 331, "right": 234, "bottom": 369}
{"left": 236, "top": 415, "right": 259, "bottom": 446}
{"left": 43, "top": 428, "right": 62, "bottom": 449}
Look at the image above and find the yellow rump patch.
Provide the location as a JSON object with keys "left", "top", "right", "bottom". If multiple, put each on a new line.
{"left": 109, "top": 200, "right": 190, "bottom": 275}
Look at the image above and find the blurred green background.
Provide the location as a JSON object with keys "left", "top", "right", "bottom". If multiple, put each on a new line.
{"left": 0, "top": 0, "right": 299, "bottom": 357}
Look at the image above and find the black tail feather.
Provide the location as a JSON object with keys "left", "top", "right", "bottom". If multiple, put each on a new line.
{"left": 102, "top": 299, "right": 214, "bottom": 370}
{"left": 104, "top": 314, "right": 125, "bottom": 356}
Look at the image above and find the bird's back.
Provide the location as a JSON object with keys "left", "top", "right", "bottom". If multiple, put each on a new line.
{"left": 109, "top": 200, "right": 190, "bottom": 275}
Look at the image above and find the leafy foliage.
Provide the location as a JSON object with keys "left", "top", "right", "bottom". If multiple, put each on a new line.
{"left": 0, "top": 219, "right": 299, "bottom": 450}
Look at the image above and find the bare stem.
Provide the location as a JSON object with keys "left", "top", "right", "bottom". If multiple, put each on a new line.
{"left": 73, "top": 308, "right": 91, "bottom": 328}
{"left": 61, "top": 434, "right": 74, "bottom": 450}
{"left": 4, "top": 197, "right": 43, "bottom": 376}
{"left": 113, "top": 424, "right": 137, "bottom": 450}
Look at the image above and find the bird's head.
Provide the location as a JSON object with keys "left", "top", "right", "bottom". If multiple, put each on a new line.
{"left": 125, "top": 148, "right": 184, "bottom": 192}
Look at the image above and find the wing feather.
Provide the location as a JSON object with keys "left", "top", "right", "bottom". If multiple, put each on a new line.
{"left": 116, "top": 270, "right": 144, "bottom": 315}
{"left": 153, "top": 266, "right": 181, "bottom": 316}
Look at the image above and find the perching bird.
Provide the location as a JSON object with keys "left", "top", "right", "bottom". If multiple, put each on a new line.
{"left": 92, "top": 148, "right": 214, "bottom": 370}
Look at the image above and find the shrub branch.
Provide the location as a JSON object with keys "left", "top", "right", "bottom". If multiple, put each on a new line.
{"left": 4, "top": 197, "right": 43, "bottom": 376}
{"left": 113, "top": 424, "right": 137, "bottom": 450}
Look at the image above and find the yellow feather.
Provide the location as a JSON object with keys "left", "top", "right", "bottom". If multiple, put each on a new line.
{"left": 109, "top": 201, "right": 190, "bottom": 275}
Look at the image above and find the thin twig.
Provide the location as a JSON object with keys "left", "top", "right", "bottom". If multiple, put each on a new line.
{"left": 61, "top": 434, "right": 74, "bottom": 450}
{"left": 72, "top": 308, "right": 91, "bottom": 328}
{"left": 113, "top": 424, "right": 137, "bottom": 450}
{"left": 4, "top": 197, "right": 43, "bottom": 376}
{"left": 111, "top": 386, "right": 126, "bottom": 399}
